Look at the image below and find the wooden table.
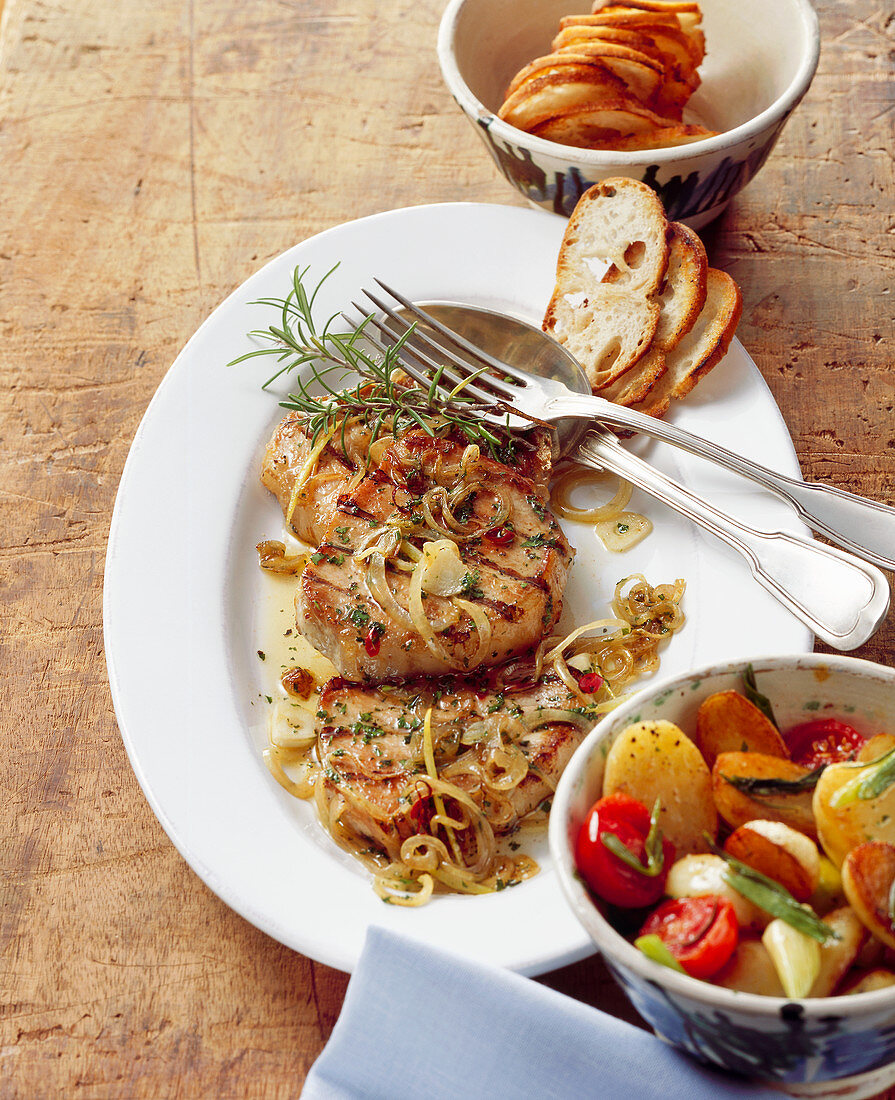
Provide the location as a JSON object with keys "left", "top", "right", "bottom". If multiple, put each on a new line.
{"left": 2, "top": 0, "right": 892, "bottom": 1094}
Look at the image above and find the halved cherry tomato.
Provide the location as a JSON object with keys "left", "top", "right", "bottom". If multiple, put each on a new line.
{"left": 639, "top": 895, "right": 739, "bottom": 979}
{"left": 575, "top": 792, "right": 674, "bottom": 909}
{"left": 785, "top": 718, "right": 867, "bottom": 769}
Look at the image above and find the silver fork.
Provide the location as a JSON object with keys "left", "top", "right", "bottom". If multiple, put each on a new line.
{"left": 358, "top": 279, "right": 895, "bottom": 573}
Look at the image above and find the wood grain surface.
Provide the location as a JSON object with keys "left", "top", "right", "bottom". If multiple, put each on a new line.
{"left": 1, "top": 0, "right": 892, "bottom": 1096}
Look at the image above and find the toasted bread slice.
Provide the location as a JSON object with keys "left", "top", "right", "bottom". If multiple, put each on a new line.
{"left": 608, "top": 0, "right": 701, "bottom": 11}
{"left": 585, "top": 123, "right": 715, "bottom": 150}
{"left": 543, "top": 179, "right": 670, "bottom": 389}
{"left": 504, "top": 53, "right": 628, "bottom": 99}
{"left": 546, "top": 178, "right": 670, "bottom": 296}
{"left": 546, "top": 288, "right": 661, "bottom": 391}
{"left": 598, "top": 346, "right": 667, "bottom": 404}
{"left": 590, "top": 222, "right": 706, "bottom": 408}
{"left": 653, "top": 221, "right": 708, "bottom": 351}
{"left": 629, "top": 267, "right": 743, "bottom": 417}
{"left": 529, "top": 99, "right": 682, "bottom": 147}
{"left": 499, "top": 72, "right": 631, "bottom": 131}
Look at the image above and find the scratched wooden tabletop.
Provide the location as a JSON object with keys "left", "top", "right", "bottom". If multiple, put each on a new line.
{"left": 2, "top": 0, "right": 893, "bottom": 1095}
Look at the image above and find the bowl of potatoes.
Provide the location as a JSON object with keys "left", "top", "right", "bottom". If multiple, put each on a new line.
{"left": 549, "top": 653, "right": 895, "bottom": 1098}
{"left": 438, "top": 0, "right": 819, "bottom": 227}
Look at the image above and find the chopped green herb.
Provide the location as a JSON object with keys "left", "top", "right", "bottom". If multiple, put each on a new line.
{"left": 743, "top": 664, "right": 778, "bottom": 727}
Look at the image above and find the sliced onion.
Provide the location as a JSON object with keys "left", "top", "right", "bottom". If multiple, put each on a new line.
{"left": 550, "top": 468, "right": 632, "bottom": 523}
{"left": 365, "top": 552, "right": 414, "bottom": 628}
{"left": 543, "top": 618, "right": 628, "bottom": 665}
{"left": 367, "top": 434, "right": 396, "bottom": 466}
{"left": 263, "top": 746, "right": 316, "bottom": 799}
{"left": 518, "top": 707, "right": 599, "bottom": 732}
{"left": 453, "top": 597, "right": 493, "bottom": 669}
{"left": 372, "top": 868, "right": 435, "bottom": 907}
{"left": 285, "top": 426, "right": 336, "bottom": 526}
{"left": 353, "top": 525, "right": 400, "bottom": 562}
{"left": 481, "top": 740, "right": 528, "bottom": 791}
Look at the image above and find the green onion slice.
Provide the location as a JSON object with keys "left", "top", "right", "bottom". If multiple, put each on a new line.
{"left": 721, "top": 766, "right": 825, "bottom": 797}
{"left": 601, "top": 799, "right": 666, "bottom": 878}
{"left": 742, "top": 664, "right": 778, "bottom": 728}
{"left": 634, "top": 934, "right": 686, "bottom": 973}
{"left": 829, "top": 748, "right": 895, "bottom": 809}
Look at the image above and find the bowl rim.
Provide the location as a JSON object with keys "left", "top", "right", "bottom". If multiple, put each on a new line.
{"left": 437, "top": 0, "right": 821, "bottom": 167}
{"left": 548, "top": 651, "right": 895, "bottom": 1020}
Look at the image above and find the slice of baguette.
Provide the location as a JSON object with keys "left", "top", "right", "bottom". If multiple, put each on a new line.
{"left": 542, "top": 179, "right": 670, "bottom": 390}
{"left": 653, "top": 221, "right": 707, "bottom": 351}
{"left": 546, "top": 288, "right": 662, "bottom": 391}
{"left": 598, "top": 346, "right": 667, "bottom": 405}
{"left": 545, "top": 177, "right": 669, "bottom": 296}
{"left": 628, "top": 267, "right": 743, "bottom": 417}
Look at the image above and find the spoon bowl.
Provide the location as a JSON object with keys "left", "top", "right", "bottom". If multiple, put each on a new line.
{"left": 402, "top": 301, "right": 590, "bottom": 459}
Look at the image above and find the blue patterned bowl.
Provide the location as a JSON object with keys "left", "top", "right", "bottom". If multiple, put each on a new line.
{"left": 438, "top": 0, "right": 819, "bottom": 229}
{"left": 549, "top": 653, "right": 895, "bottom": 1098}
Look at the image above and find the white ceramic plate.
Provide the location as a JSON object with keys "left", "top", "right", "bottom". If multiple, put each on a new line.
{"left": 104, "top": 203, "right": 812, "bottom": 976}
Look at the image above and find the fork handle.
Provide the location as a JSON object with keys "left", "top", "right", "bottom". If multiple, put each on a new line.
{"left": 576, "top": 431, "right": 890, "bottom": 651}
{"left": 548, "top": 393, "right": 895, "bottom": 571}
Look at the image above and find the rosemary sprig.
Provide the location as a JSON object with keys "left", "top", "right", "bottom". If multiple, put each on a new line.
{"left": 228, "top": 263, "right": 522, "bottom": 461}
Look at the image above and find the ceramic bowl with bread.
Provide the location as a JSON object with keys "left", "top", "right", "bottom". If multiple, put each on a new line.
{"left": 548, "top": 653, "right": 895, "bottom": 1098}
{"left": 438, "top": 0, "right": 820, "bottom": 227}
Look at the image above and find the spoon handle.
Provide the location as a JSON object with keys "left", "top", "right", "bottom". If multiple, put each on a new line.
{"left": 576, "top": 431, "right": 890, "bottom": 651}
{"left": 548, "top": 393, "right": 895, "bottom": 571}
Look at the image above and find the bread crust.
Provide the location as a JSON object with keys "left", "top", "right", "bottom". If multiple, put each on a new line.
{"left": 630, "top": 267, "right": 743, "bottom": 417}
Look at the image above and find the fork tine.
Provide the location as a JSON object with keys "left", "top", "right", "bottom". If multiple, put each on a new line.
{"left": 373, "top": 279, "right": 535, "bottom": 388}
{"left": 342, "top": 307, "right": 465, "bottom": 395}
{"left": 344, "top": 309, "right": 511, "bottom": 415}
{"left": 347, "top": 300, "right": 471, "bottom": 395}
{"left": 361, "top": 285, "right": 521, "bottom": 402}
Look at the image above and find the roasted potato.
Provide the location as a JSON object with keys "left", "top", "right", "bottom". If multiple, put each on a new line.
{"left": 841, "top": 841, "right": 895, "bottom": 951}
{"left": 603, "top": 719, "right": 717, "bottom": 854}
{"left": 695, "top": 690, "right": 789, "bottom": 768}
{"left": 808, "top": 855, "right": 847, "bottom": 916}
{"left": 714, "top": 938, "right": 785, "bottom": 996}
{"left": 858, "top": 733, "right": 895, "bottom": 763}
{"left": 762, "top": 919, "right": 821, "bottom": 999}
{"left": 808, "top": 907, "right": 866, "bottom": 997}
{"left": 840, "top": 969, "right": 895, "bottom": 995}
{"left": 724, "top": 820, "right": 820, "bottom": 902}
{"left": 665, "top": 853, "right": 767, "bottom": 930}
{"left": 813, "top": 755, "right": 895, "bottom": 867}
{"left": 712, "top": 752, "right": 817, "bottom": 837}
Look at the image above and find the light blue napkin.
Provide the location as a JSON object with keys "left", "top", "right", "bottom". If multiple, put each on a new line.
{"left": 302, "top": 927, "right": 781, "bottom": 1099}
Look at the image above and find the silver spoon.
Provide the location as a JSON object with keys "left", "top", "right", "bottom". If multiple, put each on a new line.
{"left": 392, "top": 301, "right": 889, "bottom": 651}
